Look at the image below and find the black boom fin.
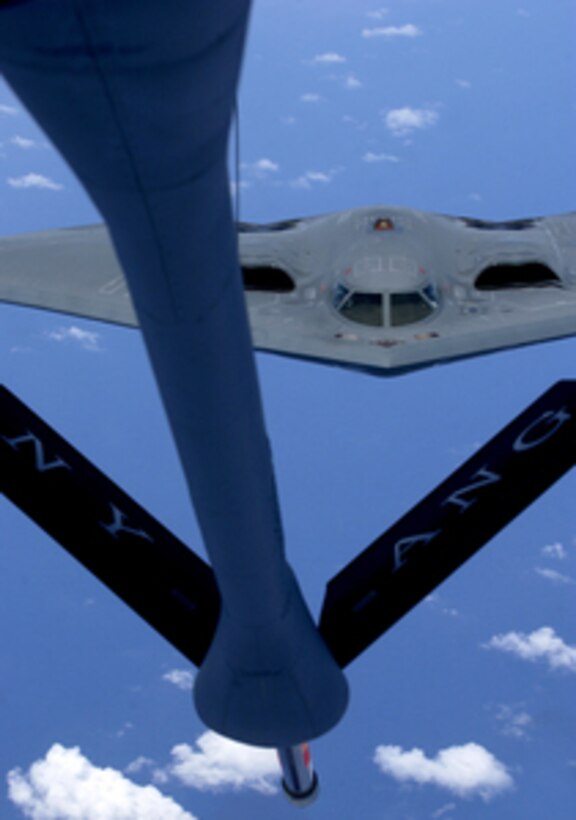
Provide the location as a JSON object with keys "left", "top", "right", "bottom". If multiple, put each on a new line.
{"left": 320, "top": 381, "right": 576, "bottom": 667}
{"left": 0, "top": 386, "right": 220, "bottom": 666}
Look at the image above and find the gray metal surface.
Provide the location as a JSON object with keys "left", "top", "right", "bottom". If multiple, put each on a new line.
{"left": 1, "top": 207, "right": 575, "bottom": 373}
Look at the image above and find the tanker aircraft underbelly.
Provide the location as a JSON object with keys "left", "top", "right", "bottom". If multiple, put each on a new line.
{"left": 0, "top": 206, "right": 575, "bottom": 374}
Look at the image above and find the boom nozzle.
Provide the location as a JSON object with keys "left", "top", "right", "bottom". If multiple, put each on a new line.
{"left": 278, "top": 744, "right": 319, "bottom": 807}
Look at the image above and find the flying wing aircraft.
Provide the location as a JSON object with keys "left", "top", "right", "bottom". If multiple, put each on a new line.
{"left": 1, "top": 207, "right": 576, "bottom": 374}
{"left": 1, "top": 0, "right": 575, "bottom": 806}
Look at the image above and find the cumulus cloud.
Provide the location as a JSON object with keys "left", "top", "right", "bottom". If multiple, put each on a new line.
{"left": 311, "top": 52, "right": 346, "bottom": 64}
{"left": 384, "top": 106, "right": 439, "bottom": 137}
{"left": 344, "top": 74, "right": 363, "bottom": 89}
{"left": 373, "top": 742, "right": 513, "bottom": 801}
{"left": 300, "top": 93, "right": 322, "bottom": 103}
{"left": 484, "top": 626, "right": 576, "bottom": 672}
{"left": 363, "top": 151, "right": 400, "bottom": 163}
{"left": 156, "top": 731, "right": 279, "bottom": 795}
{"left": 362, "top": 24, "right": 422, "bottom": 39}
{"left": 7, "top": 744, "right": 196, "bottom": 820}
{"left": 241, "top": 158, "right": 280, "bottom": 180}
{"left": 535, "top": 567, "right": 574, "bottom": 585}
{"left": 366, "top": 7, "right": 389, "bottom": 20}
{"left": 492, "top": 704, "right": 533, "bottom": 740}
{"left": 0, "top": 103, "right": 19, "bottom": 116}
{"left": 7, "top": 172, "right": 63, "bottom": 190}
{"left": 10, "top": 135, "right": 38, "bottom": 149}
{"left": 124, "top": 757, "right": 155, "bottom": 775}
{"left": 432, "top": 804, "right": 457, "bottom": 819}
{"left": 290, "top": 169, "right": 335, "bottom": 189}
{"left": 47, "top": 325, "right": 102, "bottom": 351}
{"left": 162, "top": 669, "right": 195, "bottom": 692}
{"left": 252, "top": 158, "right": 279, "bottom": 173}
{"left": 541, "top": 541, "right": 567, "bottom": 560}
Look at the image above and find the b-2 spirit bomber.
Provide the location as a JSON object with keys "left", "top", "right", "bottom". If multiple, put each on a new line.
{"left": 1, "top": 206, "right": 575, "bottom": 375}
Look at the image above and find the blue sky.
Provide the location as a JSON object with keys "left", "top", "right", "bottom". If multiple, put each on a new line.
{"left": 1, "top": 1, "right": 575, "bottom": 818}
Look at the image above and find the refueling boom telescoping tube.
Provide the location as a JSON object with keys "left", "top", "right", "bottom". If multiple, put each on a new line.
{"left": 277, "top": 744, "right": 319, "bottom": 806}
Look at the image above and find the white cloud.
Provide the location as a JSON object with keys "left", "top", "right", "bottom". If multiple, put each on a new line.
{"left": 7, "top": 744, "right": 196, "bottom": 820}
{"left": 290, "top": 169, "right": 334, "bottom": 189}
{"left": 384, "top": 106, "right": 439, "bottom": 137}
{"left": 456, "top": 79, "right": 472, "bottom": 89}
{"left": 342, "top": 114, "right": 368, "bottom": 130}
{"left": 229, "top": 179, "right": 251, "bottom": 197}
{"left": 363, "top": 151, "right": 400, "bottom": 163}
{"left": 0, "top": 103, "right": 19, "bottom": 116}
{"left": 311, "top": 52, "right": 346, "bottom": 64}
{"left": 366, "top": 7, "right": 389, "bottom": 20}
{"left": 492, "top": 704, "right": 533, "bottom": 740}
{"left": 535, "top": 567, "right": 574, "bottom": 585}
{"left": 344, "top": 74, "right": 363, "bottom": 89}
{"left": 541, "top": 541, "right": 567, "bottom": 560}
{"left": 484, "top": 626, "right": 576, "bottom": 672}
{"left": 10, "top": 135, "right": 38, "bottom": 149}
{"left": 362, "top": 24, "right": 422, "bottom": 39}
{"left": 125, "top": 757, "right": 155, "bottom": 775}
{"left": 162, "top": 669, "right": 195, "bottom": 692}
{"left": 156, "top": 731, "right": 279, "bottom": 795}
{"left": 305, "top": 171, "right": 331, "bottom": 183}
{"left": 253, "top": 158, "right": 279, "bottom": 173}
{"left": 47, "top": 325, "right": 102, "bottom": 351}
{"left": 7, "top": 172, "right": 63, "bottom": 190}
{"left": 373, "top": 742, "right": 513, "bottom": 801}
{"left": 242, "top": 158, "right": 280, "bottom": 177}
{"left": 300, "top": 93, "right": 322, "bottom": 104}
{"left": 432, "top": 804, "right": 457, "bottom": 819}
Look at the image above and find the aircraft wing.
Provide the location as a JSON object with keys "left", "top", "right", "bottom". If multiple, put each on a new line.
{"left": 0, "top": 225, "right": 137, "bottom": 327}
{"left": 1, "top": 208, "right": 576, "bottom": 374}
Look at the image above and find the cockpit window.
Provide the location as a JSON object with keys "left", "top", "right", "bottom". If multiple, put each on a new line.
{"left": 333, "top": 284, "right": 383, "bottom": 326}
{"left": 334, "top": 282, "right": 438, "bottom": 328}
{"left": 390, "top": 291, "right": 434, "bottom": 326}
{"left": 390, "top": 283, "right": 438, "bottom": 327}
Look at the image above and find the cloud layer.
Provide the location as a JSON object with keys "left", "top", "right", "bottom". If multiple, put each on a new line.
{"left": 7, "top": 744, "right": 196, "bottom": 820}
{"left": 384, "top": 106, "right": 439, "bottom": 137}
{"left": 162, "top": 669, "right": 195, "bottom": 692}
{"left": 362, "top": 24, "right": 422, "bottom": 39}
{"left": 156, "top": 731, "right": 279, "bottom": 795}
{"left": 484, "top": 626, "right": 576, "bottom": 672}
{"left": 7, "top": 172, "right": 63, "bottom": 190}
{"left": 47, "top": 325, "right": 102, "bottom": 351}
{"left": 374, "top": 742, "right": 513, "bottom": 800}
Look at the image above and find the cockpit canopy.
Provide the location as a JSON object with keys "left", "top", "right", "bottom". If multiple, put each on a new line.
{"left": 333, "top": 282, "right": 439, "bottom": 328}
